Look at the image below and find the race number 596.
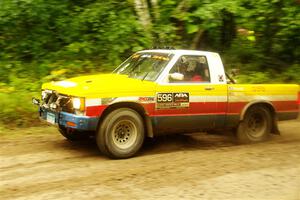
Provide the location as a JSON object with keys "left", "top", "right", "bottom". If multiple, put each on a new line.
{"left": 157, "top": 93, "right": 173, "bottom": 103}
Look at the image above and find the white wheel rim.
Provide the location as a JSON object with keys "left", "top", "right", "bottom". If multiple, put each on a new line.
{"left": 112, "top": 119, "right": 138, "bottom": 149}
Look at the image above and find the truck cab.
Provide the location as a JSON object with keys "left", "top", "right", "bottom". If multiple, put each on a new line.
{"left": 33, "top": 49, "right": 300, "bottom": 158}
{"left": 137, "top": 50, "right": 229, "bottom": 133}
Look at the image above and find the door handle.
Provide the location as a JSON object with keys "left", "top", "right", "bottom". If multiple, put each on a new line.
{"left": 204, "top": 86, "right": 215, "bottom": 91}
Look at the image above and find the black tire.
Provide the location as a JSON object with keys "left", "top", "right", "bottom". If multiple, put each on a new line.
{"left": 58, "top": 126, "right": 88, "bottom": 141}
{"left": 96, "top": 108, "right": 145, "bottom": 159}
{"left": 236, "top": 106, "right": 272, "bottom": 143}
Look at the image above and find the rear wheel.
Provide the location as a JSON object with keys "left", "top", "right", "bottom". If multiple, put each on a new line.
{"left": 96, "top": 108, "right": 145, "bottom": 159}
{"left": 237, "top": 106, "right": 272, "bottom": 143}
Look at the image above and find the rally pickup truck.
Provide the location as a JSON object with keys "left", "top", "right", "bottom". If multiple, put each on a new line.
{"left": 32, "top": 49, "right": 300, "bottom": 158}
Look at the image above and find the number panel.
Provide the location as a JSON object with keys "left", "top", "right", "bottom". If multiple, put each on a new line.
{"left": 156, "top": 92, "right": 189, "bottom": 109}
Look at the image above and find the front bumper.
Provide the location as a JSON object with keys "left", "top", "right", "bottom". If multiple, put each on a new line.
{"left": 39, "top": 107, "right": 99, "bottom": 131}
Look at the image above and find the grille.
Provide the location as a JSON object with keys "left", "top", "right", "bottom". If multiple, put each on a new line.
{"left": 42, "top": 91, "right": 74, "bottom": 113}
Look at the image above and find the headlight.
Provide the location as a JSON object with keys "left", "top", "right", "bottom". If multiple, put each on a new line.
{"left": 72, "top": 98, "right": 81, "bottom": 109}
{"left": 72, "top": 97, "right": 85, "bottom": 111}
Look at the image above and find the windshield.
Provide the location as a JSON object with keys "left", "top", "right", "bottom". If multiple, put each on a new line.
{"left": 114, "top": 52, "right": 173, "bottom": 81}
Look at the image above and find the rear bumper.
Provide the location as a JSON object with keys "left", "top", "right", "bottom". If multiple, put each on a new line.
{"left": 39, "top": 107, "right": 99, "bottom": 131}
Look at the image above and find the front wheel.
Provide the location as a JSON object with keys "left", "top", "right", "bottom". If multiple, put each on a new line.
{"left": 236, "top": 106, "right": 272, "bottom": 143}
{"left": 96, "top": 108, "right": 145, "bottom": 159}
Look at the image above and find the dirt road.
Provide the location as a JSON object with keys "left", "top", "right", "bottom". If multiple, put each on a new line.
{"left": 1, "top": 120, "right": 300, "bottom": 200}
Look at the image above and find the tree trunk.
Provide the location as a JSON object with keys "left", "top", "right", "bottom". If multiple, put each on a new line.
{"left": 190, "top": 29, "right": 204, "bottom": 50}
{"left": 150, "top": 0, "right": 160, "bottom": 21}
{"left": 220, "top": 9, "right": 236, "bottom": 50}
{"left": 133, "top": 0, "right": 152, "bottom": 30}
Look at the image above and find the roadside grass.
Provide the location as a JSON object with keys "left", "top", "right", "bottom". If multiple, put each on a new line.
{"left": 0, "top": 124, "right": 58, "bottom": 138}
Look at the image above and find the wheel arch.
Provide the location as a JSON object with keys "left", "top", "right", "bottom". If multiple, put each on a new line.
{"left": 98, "top": 102, "right": 154, "bottom": 138}
{"left": 240, "top": 100, "right": 280, "bottom": 134}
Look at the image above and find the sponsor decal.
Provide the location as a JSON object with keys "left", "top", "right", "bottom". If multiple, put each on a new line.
{"left": 218, "top": 75, "right": 224, "bottom": 82}
{"left": 152, "top": 55, "right": 170, "bottom": 61}
{"left": 252, "top": 86, "right": 266, "bottom": 92}
{"left": 138, "top": 97, "right": 155, "bottom": 102}
{"left": 229, "top": 86, "right": 244, "bottom": 91}
{"left": 156, "top": 92, "right": 189, "bottom": 109}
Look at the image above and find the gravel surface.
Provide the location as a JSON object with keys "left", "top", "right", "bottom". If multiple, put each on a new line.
{"left": 1, "top": 120, "right": 300, "bottom": 200}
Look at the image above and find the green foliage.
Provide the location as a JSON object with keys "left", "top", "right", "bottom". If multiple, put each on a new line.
{"left": 0, "top": 91, "right": 40, "bottom": 127}
{"left": 236, "top": 72, "right": 272, "bottom": 84}
{"left": 0, "top": 0, "right": 299, "bottom": 126}
{"left": 281, "top": 64, "right": 300, "bottom": 84}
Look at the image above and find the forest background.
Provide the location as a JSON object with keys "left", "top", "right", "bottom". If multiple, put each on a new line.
{"left": 0, "top": 0, "right": 299, "bottom": 126}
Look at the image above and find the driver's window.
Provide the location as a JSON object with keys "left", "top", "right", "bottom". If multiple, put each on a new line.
{"left": 168, "top": 55, "right": 211, "bottom": 83}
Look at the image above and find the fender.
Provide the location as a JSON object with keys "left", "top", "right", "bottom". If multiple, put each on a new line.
{"left": 240, "top": 100, "right": 276, "bottom": 121}
{"left": 99, "top": 101, "right": 154, "bottom": 138}
{"left": 240, "top": 100, "right": 279, "bottom": 134}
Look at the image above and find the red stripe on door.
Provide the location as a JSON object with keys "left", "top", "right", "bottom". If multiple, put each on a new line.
{"left": 85, "top": 100, "right": 298, "bottom": 117}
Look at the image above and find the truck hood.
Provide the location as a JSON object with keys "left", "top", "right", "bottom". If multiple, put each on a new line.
{"left": 42, "top": 74, "right": 157, "bottom": 98}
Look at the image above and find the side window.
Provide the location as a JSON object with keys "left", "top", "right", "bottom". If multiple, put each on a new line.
{"left": 168, "top": 55, "right": 210, "bottom": 83}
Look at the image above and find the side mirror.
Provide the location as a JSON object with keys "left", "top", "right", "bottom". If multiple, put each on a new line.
{"left": 169, "top": 73, "right": 184, "bottom": 81}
